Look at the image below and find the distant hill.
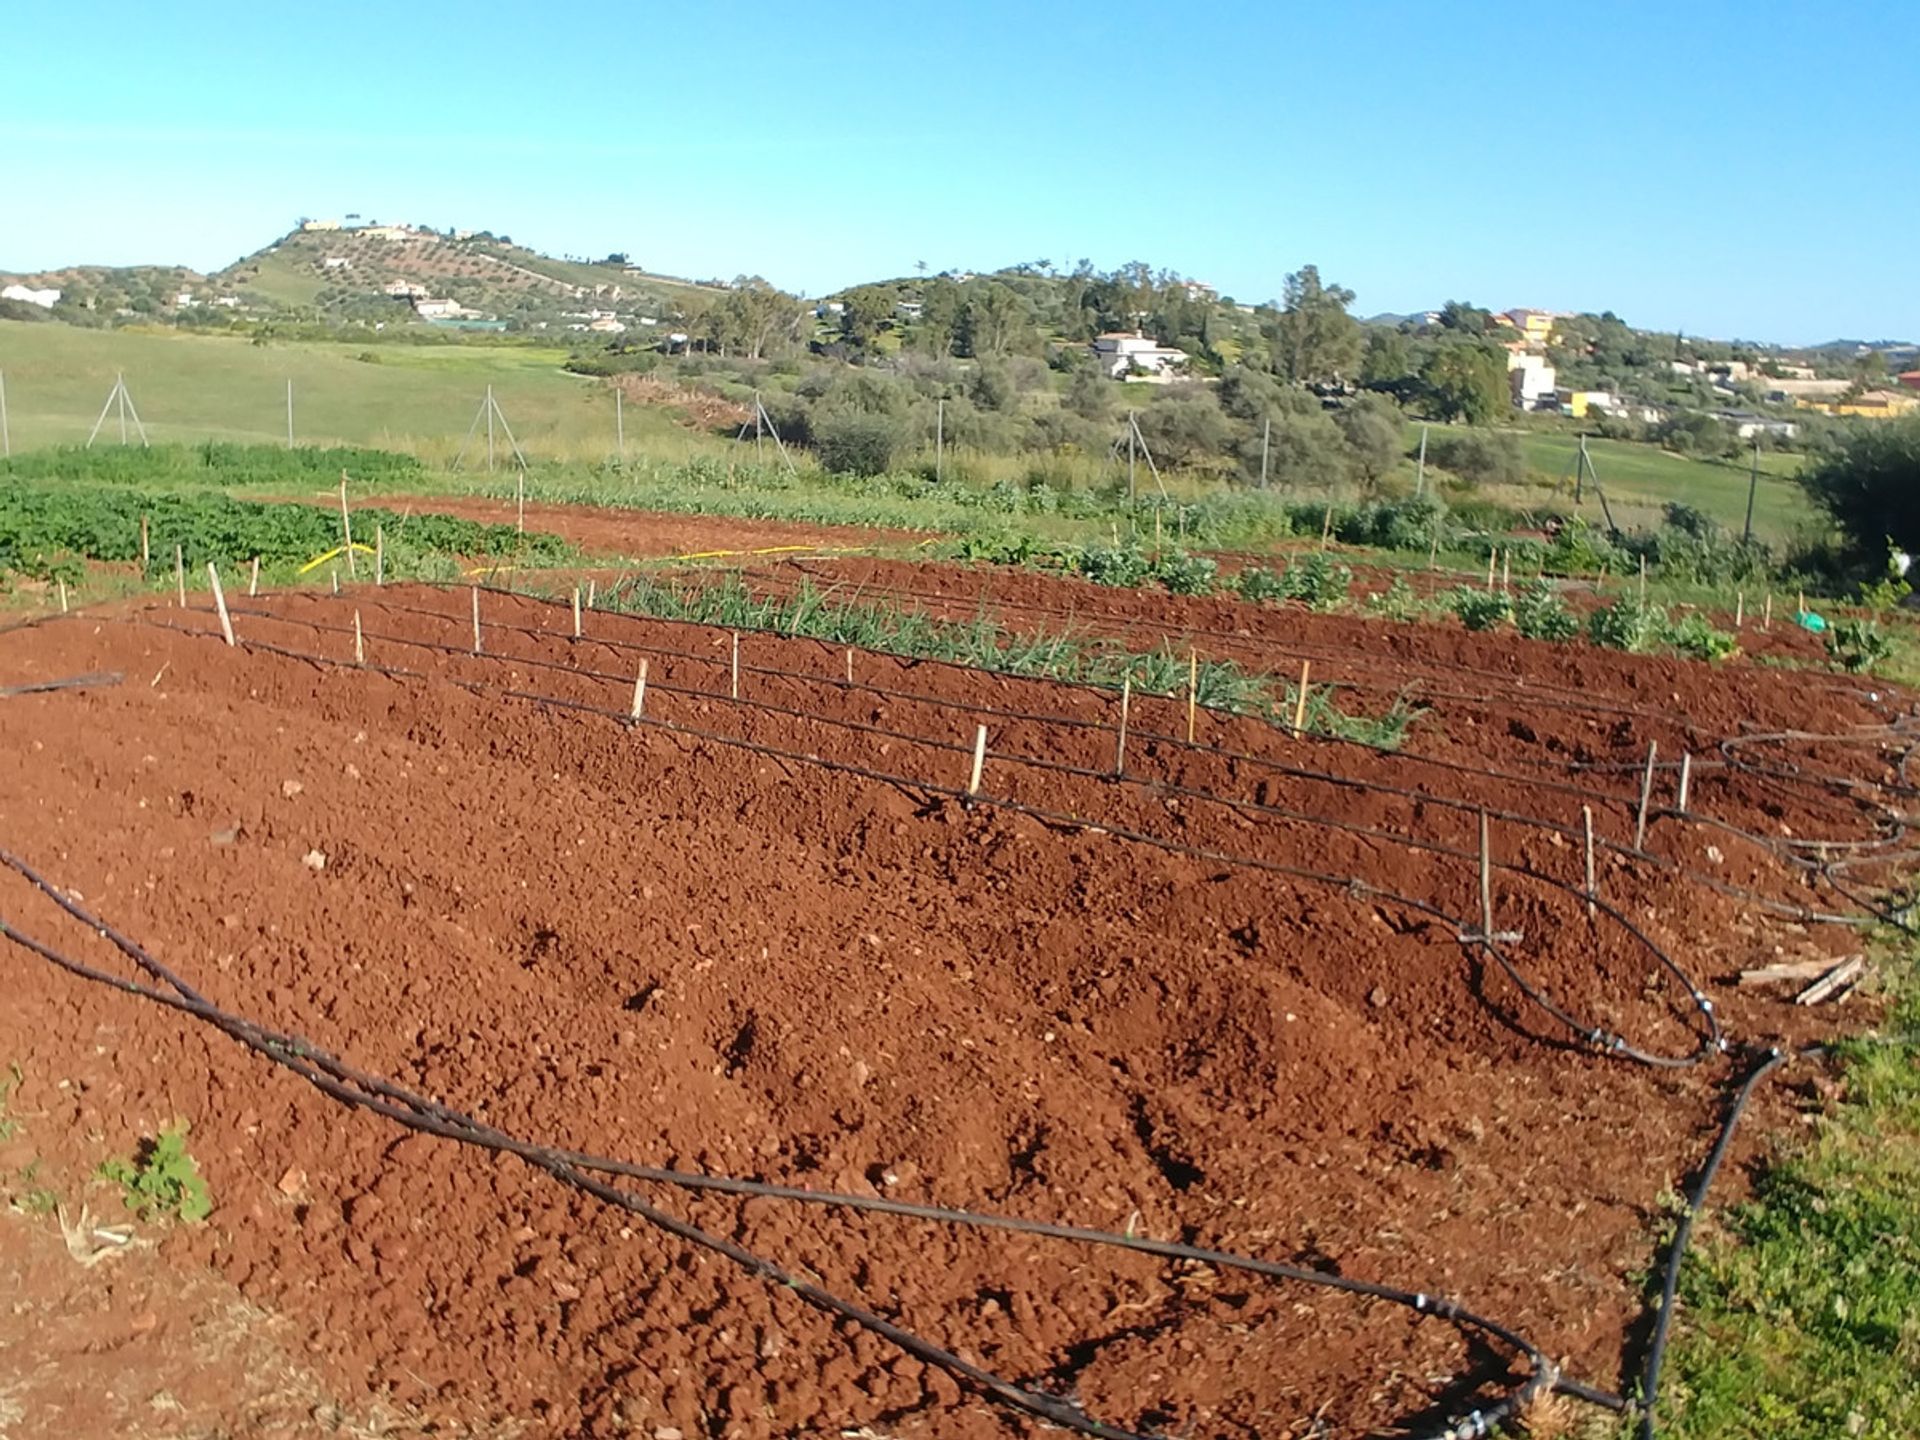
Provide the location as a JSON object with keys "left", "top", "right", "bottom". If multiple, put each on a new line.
{"left": 2, "top": 224, "right": 731, "bottom": 333}
{"left": 1807, "top": 338, "right": 1918, "bottom": 354}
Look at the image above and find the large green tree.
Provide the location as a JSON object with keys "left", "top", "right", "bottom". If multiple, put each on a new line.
{"left": 1799, "top": 417, "right": 1920, "bottom": 567}
{"left": 958, "top": 282, "right": 1033, "bottom": 358}
{"left": 1265, "top": 265, "right": 1361, "bottom": 385}
{"left": 1420, "top": 341, "right": 1508, "bottom": 425}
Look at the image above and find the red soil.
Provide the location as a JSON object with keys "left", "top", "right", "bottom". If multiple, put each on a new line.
{"left": 0, "top": 583, "right": 1909, "bottom": 1439}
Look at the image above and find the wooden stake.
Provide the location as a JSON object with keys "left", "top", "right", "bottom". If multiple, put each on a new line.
{"left": 1797, "top": 588, "right": 1806, "bottom": 619}
{"left": 1115, "top": 677, "right": 1131, "bottom": 776}
{"left": 1638, "top": 553, "right": 1647, "bottom": 602}
{"left": 331, "top": 568, "right": 339, "bottom": 595}
{"left": 57, "top": 579, "right": 68, "bottom": 613}
{"left": 1428, "top": 533, "right": 1438, "bottom": 570}
{"left": 1319, "top": 505, "right": 1333, "bottom": 550}
{"left": 630, "top": 659, "right": 648, "bottom": 719}
{"left": 1292, "top": 659, "right": 1311, "bottom": 734}
{"left": 1485, "top": 549, "right": 1496, "bottom": 589}
{"left": 1634, "top": 740, "right": 1659, "bottom": 851}
{"left": 339, "top": 474, "right": 356, "bottom": 578}
{"left": 207, "top": 563, "right": 235, "bottom": 646}
{"left": 353, "top": 609, "right": 364, "bottom": 664}
{"left": 572, "top": 587, "right": 582, "bottom": 638}
{"left": 1763, "top": 592, "right": 1772, "bottom": 629}
{"left": 1582, "top": 804, "right": 1597, "bottom": 919}
{"left": 248, "top": 556, "right": 260, "bottom": 597}
{"left": 1186, "top": 650, "right": 1198, "bottom": 743}
{"left": 586, "top": 579, "right": 596, "bottom": 610}
{"left": 1478, "top": 810, "right": 1494, "bottom": 942}
{"left": 174, "top": 545, "right": 185, "bottom": 606}
{"left": 1735, "top": 591, "right": 1744, "bottom": 628}
{"left": 1501, "top": 549, "right": 1511, "bottom": 591}
{"left": 375, "top": 525, "right": 385, "bottom": 586}
{"left": 1677, "top": 751, "right": 1692, "bottom": 815}
{"left": 731, "top": 632, "right": 740, "bottom": 700}
{"left": 471, "top": 586, "right": 482, "bottom": 655}
{"left": 967, "top": 724, "right": 988, "bottom": 796}
{"left": 140, "top": 512, "right": 150, "bottom": 569}
{"left": 516, "top": 469, "right": 526, "bottom": 535}
{"left": 844, "top": 648, "right": 854, "bottom": 686}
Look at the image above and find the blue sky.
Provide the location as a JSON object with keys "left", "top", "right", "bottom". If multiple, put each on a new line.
{"left": 2, "top": 1, "right": 1914, "bottom": 345}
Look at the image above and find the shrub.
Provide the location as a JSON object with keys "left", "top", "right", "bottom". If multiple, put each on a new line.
{"left": 813, "top": 412, "right": 904, "bottom": 476}
{"left": 1235, "top": 566, "right": 1291, "bottom": 603}
{"left": 1447, "top": 586, "right": 1513, "bottom": 631}
{"left": 1588, "top": 596, "right": 1667, "bottom": 652}
{"left": 1156, "top": 552, "right": 1219, "bottom": 596}
{"left": 1365, "top": 575, "right": 1424, "bottom": 621}
{"left": 1660, "top": 611, "right": 1740, "bottom": 661}
{"left": 1513, "top": 579, "right": 1580, "bottom": 640}
{"left": 1425, "top": 429, "right": 1526, "bottom": 488}
{"left": 1825, "top": 618, "right": 1896, "bottom": 674}
{"left": 1076, "top": 543, "right": 1153, "bottom": 588}
{"left": 1287, "top": 552, "right": 1353, "bottom": 611}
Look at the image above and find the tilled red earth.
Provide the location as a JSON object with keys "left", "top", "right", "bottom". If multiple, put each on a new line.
{"left": 0, "top": 582, "right": 1911, "bottom": 1439}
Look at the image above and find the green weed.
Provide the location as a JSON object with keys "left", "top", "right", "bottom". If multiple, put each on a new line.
{"left": 98, "top": 1123, "right": 213, "bottom": 1223}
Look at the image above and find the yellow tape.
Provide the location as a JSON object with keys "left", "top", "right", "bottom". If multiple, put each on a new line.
{"left": 297, "top": 543, "right": 376, "bottom": 576}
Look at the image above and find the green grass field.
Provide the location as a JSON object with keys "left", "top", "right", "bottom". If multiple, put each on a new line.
{"left": 0, "top": 320, "right": 719, "bottom": 465}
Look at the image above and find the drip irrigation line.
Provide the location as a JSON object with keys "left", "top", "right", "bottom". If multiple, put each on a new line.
{"left": 139, "top": 613, "right": 1723, "bottom": 1065}
{"left": 1637, "top": 1045, "right": 1790, "bottom": 1440}
{"left": 0, "top": 848, "right": 1569, "bottom": 1440}
{"left": 0, "top": 670, "right": 123, "bottom": 698}
{"left": 182, "top": 597, "right": 1906, "bottom": 932}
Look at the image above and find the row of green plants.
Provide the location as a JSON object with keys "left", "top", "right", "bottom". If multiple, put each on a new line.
{"left": 0, "top": 485, "right": 569, "bottom": 586}
{"left": 0, "top": 441, "right": 425, "bottom": 489}
{"left": 599, "top": 574, "right": 1424, "bottom": 748}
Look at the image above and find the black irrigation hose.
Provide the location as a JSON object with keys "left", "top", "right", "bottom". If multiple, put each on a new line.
{"left": 1637, "top": 1045, "right": 1791, "bottom": 1440}
{"left": 195, "top": 594, "right": 1903, "bottom": 933}
{"left": 138, "top": 612, "right": 1724, "bottom": 1066}
{"left": 0, "top": 847, "right": 1571, "bottom": 1440}
{"left": 0, "top": 670, "right": 123, "bottom": 698}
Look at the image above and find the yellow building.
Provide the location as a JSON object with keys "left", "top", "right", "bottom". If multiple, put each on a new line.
{"left": 1504, "top": 308, "right": 1556, "bottom": 346}
{"left": 1813, "top": 389, "right": 1920, "bottom": 419}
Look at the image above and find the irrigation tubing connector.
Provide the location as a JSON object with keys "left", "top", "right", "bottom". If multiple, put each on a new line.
{"left": 0, "top": 846, "right": 1572, "bottom": 1440}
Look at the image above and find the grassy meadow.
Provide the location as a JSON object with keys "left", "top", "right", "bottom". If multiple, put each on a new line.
{"left": 0, "top": 320, "right": 719, "bottom": 465}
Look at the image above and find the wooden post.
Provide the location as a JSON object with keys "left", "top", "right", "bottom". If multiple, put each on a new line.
{"left": 471, "top": 586, "right": 482, "bottom": 655}
{"left": 630, "top": 659, "right": 648, "bottom": 719}
{"left": 586, "top": 579, "right": 596, "bottom": 610}
{"left": 1319, "top": 505, "right": 1333, "bottom": 550}
{"left": 1735, "top": 590, "right": 1743, "bottom": 629}
{"left": 140, "top": 513, "right": 150, "bottom": 570}
{"left": 353, "top": 609, "right": 364, "bottom": 665}
{"left": 1797, "top": 588, "right": 1807, "bottom": 620}
{"left": 339, "top": 474, "right": 356, "bottom": 578}
{"left": 331, "top": 568, "right": 339, "bottom": 595}
{"left": 1638, "top": 553, "right": 1647, "bottom": 603}
{"left": 207, "top": 563, "right": 235, "bottom": 646}
{"left": 1634, "top": 740, "right": 1659, "bottom": 851}
{"left": 1292, "top": 659, "right": 1311, "bottom": 734}
{"left": 248, "top": 556, "right": 260, "bottom": 597}
{"left": 731, "top": 632, "right": 740, "bottom": 700}
{"left": 1677, "top": 751, "right": 1692, "bottom": 815}
{"left": 1485, "top": 549, "right": 1496, "bottom": 590}
{"left": 967, "top": 724, "right": 988, "bottom": 796}
{"left": 1186, "top": 650, "right": 1198, "bottom": 743}
{"left": 1582, "top": 804, "right": 1597, "bottom": 919}
{"left": 1763, "top": 592, "right": 1772, "bottom": 630}
{"left": 57, "top": 579, "right": 68, "bottom": 613}
{"left": 1427, "top": 532, "right": 1438, "bottom": 570}
{"left": 1114, "top": 677, "right": 1131, "bottom": 776}
{"left": 516, "top": 468, "right": 525, "bottom": 535}
{"left": 174, "top": 545, "right": 185, "bottom": 606}
{"left": 1478, "top": 810, "right": 1494, "bottom": 942}
{"left": 375, "top": 525, "right": 385, "bottom": 586}
{"left": 572, "top": 587, "right": 582, "bottom": 638}
{"left": 1501, "top": 549, "right": 1511, "bottom": 591}
{"left": 844, "top": 648, "right": 854, "bottom": 686}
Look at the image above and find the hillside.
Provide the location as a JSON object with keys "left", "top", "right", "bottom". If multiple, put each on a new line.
{"left": 210, "top": 227, "right": 729, "bottom": 329}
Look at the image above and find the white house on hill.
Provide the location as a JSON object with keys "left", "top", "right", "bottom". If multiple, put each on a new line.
{"left": 1, "top": 283, "right": 61, "bottom": 308}
{"left": 1091, "top": 331, "right": 1189, "bottom": 382}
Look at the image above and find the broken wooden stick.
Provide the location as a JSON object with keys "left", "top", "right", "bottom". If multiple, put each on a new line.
{"left": 967, "top": 724, "right": 988, "bottom": 796}
{"left": 207, "top": 563, "right": 235, "bottom": 646}
{"left": 1634, "top": 740, "right": 1659, "bottom": 851}
{"left": 631, "top": 659, "right": 648, "bottom": 720}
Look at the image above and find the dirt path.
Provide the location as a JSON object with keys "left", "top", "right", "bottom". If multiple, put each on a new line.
{"left": 0, "top": 587, "right": 1906, "bottom": 1439}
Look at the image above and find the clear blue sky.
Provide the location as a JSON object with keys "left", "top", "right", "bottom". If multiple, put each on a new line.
{"left": 3, "top": 1, "right": 1914, "bottom": 345}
